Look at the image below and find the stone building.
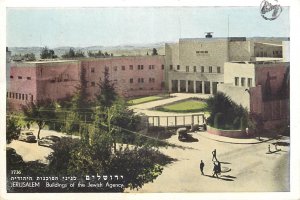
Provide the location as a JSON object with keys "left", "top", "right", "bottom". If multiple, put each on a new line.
{"left": 7, "top": 56, "right": 165, "bottom": 111}
{"left": 165, "top": 34, "right": 286, "bottom": 95}
{"left": 218, "top": 61, "right": 289, "bottom": 129}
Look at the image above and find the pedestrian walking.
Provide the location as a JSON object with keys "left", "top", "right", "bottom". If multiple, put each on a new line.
{"left": 212, "top": 162, "right": 219, "bottom": 178}
{"left": 217, "top": 161, "right": 221, "bottom": 175}
{"left": 268, "top": 144, "right": 271, "bottom": 153}
{"left": 200, "top": 160, "right": 205, "bottom": 175}
{"left": 212, "top": 149, "right": 218, "bottom": 161}
{"left": 274, "top": 143, "right": 278, "bottom": 151}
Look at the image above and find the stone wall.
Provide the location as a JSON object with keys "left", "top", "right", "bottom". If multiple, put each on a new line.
{"left": 207, "top": 126, "right": 247, "bottom": 138}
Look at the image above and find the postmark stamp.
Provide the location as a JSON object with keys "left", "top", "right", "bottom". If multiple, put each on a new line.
{"left": 260, "top": 0, "right": 282, "bottom": 20}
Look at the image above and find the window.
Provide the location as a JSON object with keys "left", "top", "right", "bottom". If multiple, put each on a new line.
{"left": 235, "top": 77, "right": 239, "bottom": 86}
{"left": 248, "top": 78, "right": 253, "bottom": 87}
{"left": 193, "top": 66, "right": 197, "bottom": 72}
{"left": 12, "top": 93, "right": 15, "bottom": 99}
{"left": 138, "top": 65, "right": 144, "bottom": 70}
{"left": 25, "top": 94, "right": 28, "bottom": 100}
{"left": 217, "top": 67, "right": 221, "bottom": 73}
{"left": 201, "top": 66, "right": 205, "bottom": 73}
{"left": 9, "top": 92, "right": 11, "bottom": 98}
{"left": 138, "top": 78, "right": 144, "bottom": 83}
{"left": 10, "top": 76, "right": 13, "bottom": 79}
{"left": 91, "top": 82, "right": 95, "bottom": 87}
{"left": 170, "top": 65, "right": 173, "bottom": 70}
{"left": 6, "top": 92, "right": 8, "bottom": 98}
{"left": 22, "top": 94, "right": 24, "bottom": 100}
{"left": 149, "top": 65, "right": 154, "bottom": 70}
{"left": 130, "top": 78, "right": 133, "bottom": 83}
{"left": 18, "top": 76, "right": 22, "bottom": 79}
{"left": 130, "top": 65, "right": 133, "bottom": 70}
{"left": 122, "top": 66, "right": 125, "bottom": 70}
{"left": 114, "top": 66, "right": 118, "bottom": 71}
{"left": 161, "top": 65, "right": 164, "bottom": 70}
{"left": 241, "top": 77, "right": 245, "bottom": 86}
{"left": 186, "top": 66, "right": 189, "bottom": 72}
{"left": 91, "top": 68, "right": 95, "bottom": 73}
{"left": 209, "top": 66, "right": 213, "bottom": 73}
{"left": 149, "top": 78, "right": 155, "bottom": 83}
{"left": 27, "top": 77, "right": 31, "bottom": 80}
{"left": 177, "top": 65, "right": 180, "bottom": 70}
{"left": 141, "top": 78, "right": 144, "bottom": 83}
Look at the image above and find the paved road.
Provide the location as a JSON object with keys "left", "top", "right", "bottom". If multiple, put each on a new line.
{"left": 129, "top": 132, "right": 290, "bottom": 192}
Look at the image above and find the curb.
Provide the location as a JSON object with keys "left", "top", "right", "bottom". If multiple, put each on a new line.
{"left": 197, "top": 132, "right": 276, "bottom": 144}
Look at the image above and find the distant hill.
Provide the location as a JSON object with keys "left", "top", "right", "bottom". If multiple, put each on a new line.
{"left": 8, "top": 42, "right": 166, "bottom": 59}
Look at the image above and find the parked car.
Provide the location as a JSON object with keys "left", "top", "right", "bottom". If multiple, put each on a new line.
{"left": 38, "top": 135, "right": 60, "bottom": 148}
{"left": 18, "top": 132, "right": 36, "bottom": 143}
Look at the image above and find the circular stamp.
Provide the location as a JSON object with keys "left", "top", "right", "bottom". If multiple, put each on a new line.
{"left": 260, "top": 0, "right": 282, "bottom": 21}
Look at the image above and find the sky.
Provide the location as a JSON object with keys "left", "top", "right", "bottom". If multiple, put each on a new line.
{"left": 6, "top": 7, "right": 290, "bottom": 48}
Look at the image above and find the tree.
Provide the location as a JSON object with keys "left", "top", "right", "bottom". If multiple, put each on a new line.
{"left": 64, "top": 66, "right": 92, "bottom": 139}
{"left": 152, "top": 48, "right": 158, "bottom": 56}
{"left": 40, "top": 46, "right": 58, "bottom": 59}
{"left": 62, "top": 48, "right": 85, "bottom": 58}
{"left": 6, "top": 115, "right": 23, "bottom": 144}
{"left": 248, "top": 112, "right": 264, "bottom": 140}
{"left": 95, "top": 67, "right": 117, "bottom": 108}
{"left": 22, "top": 99, "right": 56, "bottom": 139}
{"left": 23, "top": 53, "right": 36, "bottom": 61}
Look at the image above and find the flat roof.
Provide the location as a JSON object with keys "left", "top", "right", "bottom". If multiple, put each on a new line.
{"left": 23, "top": 59, "right": 79, "bottom": 64}
{"left": 227, "top": 61, "right": 289, "bottom": 65}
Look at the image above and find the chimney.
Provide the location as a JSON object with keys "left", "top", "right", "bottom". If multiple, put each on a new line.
{"left": 205, "top": 32, "right": 213, "bottom": 38}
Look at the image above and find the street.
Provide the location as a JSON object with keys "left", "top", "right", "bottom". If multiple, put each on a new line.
{"left": 130, "top": 132, "right": 289, "bottom": 192}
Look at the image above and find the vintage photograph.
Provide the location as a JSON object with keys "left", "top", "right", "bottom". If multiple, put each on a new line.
{"left": 2, "top": 1, "right": 296, "bottom": 198}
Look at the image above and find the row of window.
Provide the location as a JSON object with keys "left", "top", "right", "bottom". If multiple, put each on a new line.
{"left": 7, "top": 92, "right": 33, "bottom": 101}
{"left": 234, "top": 77, "right": 253, "bottom": 87}
{"left": 10, "top": 76, "right": 31, "bottom": 80}
{"left": 90, "top": 65, "right": 165, "bottom": 73}
{"left": 169, "top": 65, "right": 221, "bottom": 73}
{"left": 196, "top": 50, "right": 209, "bottom": 54}
{"left": 255, "top": 50, "right": 282, "bottom": 57}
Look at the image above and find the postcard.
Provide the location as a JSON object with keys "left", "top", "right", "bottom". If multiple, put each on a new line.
{"left": 1, "top": 0, "right": 299, "bottom": 200}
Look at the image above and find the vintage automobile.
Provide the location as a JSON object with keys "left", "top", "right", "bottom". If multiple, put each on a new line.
{"left": 38, "top": 135, "right": 60, "bottom": 148}
{"left": 18, "top": 132, "right": 36, "bottom": 143}
{"left": 177, "top": 127, "right": 188, "bottom": 141}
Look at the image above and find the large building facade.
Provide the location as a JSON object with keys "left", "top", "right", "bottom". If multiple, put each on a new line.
{"left": 7, "top": 35, "right": 289, "bottom": 114}
{"left": 7, "top": 56, "right": 165, "bottom": 110}
{"left": 165, "top": 35, "right": 285, "bottom": 95}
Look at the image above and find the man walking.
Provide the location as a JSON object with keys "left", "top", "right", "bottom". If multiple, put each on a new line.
{"left": 200, "top": 160, "right": 205, "bottom": 175}
{"left": 212, "top": 161, "right": 219, "bottom": 178}
{"left": 212, "top": 149, "right": 218, "bottom": 161}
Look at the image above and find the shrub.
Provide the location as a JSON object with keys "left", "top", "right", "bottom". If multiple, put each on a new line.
{"left": 206, "top": 92, "right": 249, "bottom": 130}
{"left": 233, "top": 117, "right": 240, "bottom": 129}
{"left": 214, "top": 112, "right": 224, "bottom": 129}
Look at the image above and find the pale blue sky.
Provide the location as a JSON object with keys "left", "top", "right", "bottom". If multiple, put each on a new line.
{"left": 6, "top": 7, "right": 289, "bottom": 48}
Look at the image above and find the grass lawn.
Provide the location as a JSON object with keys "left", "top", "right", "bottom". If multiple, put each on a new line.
{"left": 127, "top": 95, "right": 165, "bottom": 105}
{"left": 157, "top": 99, "right": 208, "bottom": 113}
